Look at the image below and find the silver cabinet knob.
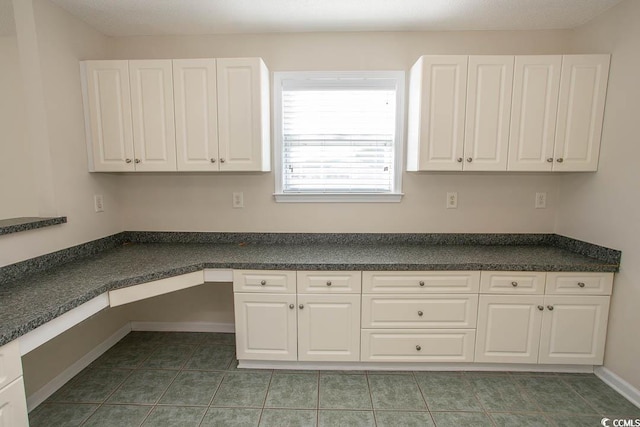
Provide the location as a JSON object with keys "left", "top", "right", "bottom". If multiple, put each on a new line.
{"left": 419, "top": 281, "right": 425, "bottom": 287}
{"left": 326, "top": 281, "right": 332, "bottom": 286}
{"left": 210, "top": 158, "right": 216, "bottom": 163}
{"left": 578, "top": 282, "right": 586, "bottom": 288}
{"left": 260, "top": 280, "right": 266, "bottom": 286}
{"left": 537, "top": 305, "right": 544, "bottom": 311}
{"left": 466, "top": 157, "right": 473, "bottom": 162}
{"left": 417, "top": 311, "right": 424, "bottom": 317}
{"left": 547, "top": 158, "right": 554, "bottom": 163}
{"left": 556, "top": 158, "right": 564, "bottom": 163}
{"left": 457, "top": 157, "right": 463, "bottom": 163}
{"left": 416, "top": 345, "right": 422, "bottom": 351}
{"left": 125, "top": 158, "right": 132, "bottom": 163}
{"left": 289, "top": 304, "right": 295, "bottom": 309}
{"left": 135, "top": 159, "right": 141, "bottom": 164}
{"left": 511, "top": 281, "right": 518, "bottom": 287}
{"left": 299, "top": 304, "right": 304, "bottom": 309}
{"left": 547, "top": 305, "right": 554, "bottom": 311}
{"left": 220, "top": 158, "right": 226, "bottom": 163}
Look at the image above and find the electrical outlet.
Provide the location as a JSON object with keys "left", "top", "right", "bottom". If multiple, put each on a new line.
{"left": 94, "top": 194, "right": 104, "bottom": 212}
{"left": 535, "top": 192, "right": 547, "bottom": 209}
{"left": 233, "top": 192, "right": 244, "bottom": 208}
{"left": 446, "top": 192, "right": 458, "bottom": 209}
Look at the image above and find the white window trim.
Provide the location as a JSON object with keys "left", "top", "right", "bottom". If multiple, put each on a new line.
{"left": 273, "top": 71, "right": 405, "bottom": 203}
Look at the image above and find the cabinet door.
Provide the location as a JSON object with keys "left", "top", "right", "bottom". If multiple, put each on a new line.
{"left": 297, "top": 294, "right": 360, "bottom": 362}
{"left": 464, "top": 56, "right": 514, "bottom": 171}
{"left": 474, "top": 295, "right": 543, "bottom": 363}
{"left": 508, "top": 56, "right": 561, "bottom": 171}
{"left": 173, "top": 59, "right": 220, "bottom": 171}
{"left": 0, "top": 378, "right": 29, "bottom": 427}
{"left": 234, "top": 293, "right": 297, "bottom": 361}
{"left": 554, "top": 55, "right": 610, "bottom": 171}
{"left": 539, "top": 296, "right": 610, "bottom": 365}
{"left": 217, "top": 58, "right": 270, "bottom": 171}
{"left": 129, "top": 60, "right": 177, "bottom": 171}
{"left": 406, "top": 55, "right": 467, "bottom": 171}
{"left": 82, "top": 61, "right": 135, "bottom": 172}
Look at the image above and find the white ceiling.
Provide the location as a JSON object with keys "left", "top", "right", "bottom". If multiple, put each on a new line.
{"left": 44, "top": 0, "right": 625, "bottom": 36}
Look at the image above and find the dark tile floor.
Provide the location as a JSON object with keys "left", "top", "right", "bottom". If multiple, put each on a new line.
{"left": 29, "top": 332, "right": 640, "bottom": 426}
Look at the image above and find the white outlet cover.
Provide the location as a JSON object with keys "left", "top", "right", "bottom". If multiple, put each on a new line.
{"left": 94, "top": 194, "right": 104, "bottom": 212}
{"left": 446, "top": 192, "right": 458, "bottom": 209}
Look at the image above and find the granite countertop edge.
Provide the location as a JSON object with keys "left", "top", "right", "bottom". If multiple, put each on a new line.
{"left": 0, "top": 216, "right": 67, "bottom": 236}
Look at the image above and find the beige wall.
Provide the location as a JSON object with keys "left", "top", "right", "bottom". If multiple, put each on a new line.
{"left": 0, "top": 0, "right": 122, "bottom": 267}
{"left": 557, "top": 0, "right": 640, "bottom": 389}
{"left": 112, "top": 30, "right": 569, "bottom": 233}
{"left": 0, "top": 35, "right": 37, "bottom": 219}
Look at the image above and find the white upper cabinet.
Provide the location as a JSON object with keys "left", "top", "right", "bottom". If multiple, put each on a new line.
{"left": 173, "top": 59, "right": 220, "bottom": 171}
{"left": 464, "top": 56, "right": 514, "bottom": 171}
{"left": 554, "top": 55, "right": 610, "bottom": 171}
{"left": 406, "top": 55, "right": 468, "bottom": 171}
{"left": 129, "top": 60, "right": 177, "bottom": 171}
{"left": 216, "top": 58, "right": 271, "bottom": 172}
{"left": 508, "top": 56, "right": 562, "bottom": 171}
{"left": 82, "top": 61, "right": 135, "bottom": 172}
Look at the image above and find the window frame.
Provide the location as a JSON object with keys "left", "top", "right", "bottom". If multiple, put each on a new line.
{"left": 273, "top": 70, "right": 405, "bottom": 203}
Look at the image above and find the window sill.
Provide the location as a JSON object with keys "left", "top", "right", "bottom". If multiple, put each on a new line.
{"left": 273, "top": 193, "right": 404, "bottom": 203}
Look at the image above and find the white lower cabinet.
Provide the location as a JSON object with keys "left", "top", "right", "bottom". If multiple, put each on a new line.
{"left": 0, "top": 341, "right": 28, "bottom": 427}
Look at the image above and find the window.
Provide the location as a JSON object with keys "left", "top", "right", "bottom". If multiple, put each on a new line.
{"left": 274, "top": 71, "right": 404, "bottom": 202}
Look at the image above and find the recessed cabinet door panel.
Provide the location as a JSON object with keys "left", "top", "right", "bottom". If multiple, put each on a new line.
{"left": 361, "top": 329, "right": 475, "bottom": 362}
{"left": 297, "top": 294, "right": 360, "bottom": 361}
{"left": 234, "top": 293, "right": 297, "bottom": 361}
{"left": 539, "top": 296, "right": 610, "bottom": 365}
{"left": 233, "top": 270, "right": 296, "bottom": 293}
{"left": 546, "top": 272, "right": 613, "bottom": 295}
{"left": 464, "top": 56, "right": 514, "bottom": 171}
{"left": 129, "top": 60, "right": 177, "bottom": 171}
{"left": 508, "top": 56, "right": 561, "bottom": 171}
{"left": 297, "top": 271, "right": 362, "bottom": 293}
{"left": 362, "top": 271, "right": 480, "bottom": 293}
{"left": 479, "top": 271, "right": 546, "bottom": 294}
{"left": 217, "top": 58, "right": 270, "bottom": 171}
{"left": 83, "top": 61, "right": 135, "bottom": 171}
{"left": 407, "top": 55, "right": 467, "bottom": 171}
{"left": 0, "top": 341, "right": 22, "bottom": 390}
{"left": 474, "top": 295, "right": 543, "bottom": 363}
{"left": 554, "top": 55, "right": 610, "bottom": 171}
{"left": 0, "top": 378, "right": 29, "bottom": 427}
{"left": 173, "top": 59, "right": 219, "bottom": 171}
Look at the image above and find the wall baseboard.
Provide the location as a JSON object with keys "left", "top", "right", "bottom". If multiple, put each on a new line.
{"left": 595, "top": 366, "right": 640, "bottom": 409}
{"left": 26, "top": 323, "right": 131, "bottom": 412}
{"left": 130, "top": 321, "right": 235, "bottom": 333}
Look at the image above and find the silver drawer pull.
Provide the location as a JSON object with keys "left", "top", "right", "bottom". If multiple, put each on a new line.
{"left": 289, "top": 304, "right": 295, "bottom": 309}
{"left": 577, "top": 282, "right": 586, "bottom": 288}
{"left": 547, "top": 305, "right": 554, "bottom": 311}
{"left": 326, "top": 281, "right": 332, "bottom": 286}
{"left": 416, "top": 345, "right": 422, "bottom": 351}
{"left": 418, "top": 311, "right": 423, "bottom": 317}
{"left": 260, "top": 280, "right": 266, "bottom": 286}
{"left": 419, "top": 281, "right": 425, "bottom": 287}
{"left": 537, "top": 305, "right": 544, "bottom": 311}
{"left": 511, "top": 281, "right": 518, "bottom": 287}
{"left": 299, "top": 304, "right": 304, "bottom": 309}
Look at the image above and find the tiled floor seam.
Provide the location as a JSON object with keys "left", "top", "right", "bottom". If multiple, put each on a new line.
{"left": 411, "top": 371, "right": 438, "bottom": 427}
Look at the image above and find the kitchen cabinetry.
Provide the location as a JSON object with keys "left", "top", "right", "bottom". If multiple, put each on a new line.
{"left": 0, "top": 341, "right": 28, "bottom": 427}
{"left": 233, "top": 270, "right": 361, "bottom": 362}
{"left": 474, "top": 272, "right": 612, "bottom": 365}
{"left": 407, "top": 54, "right": 610, "bottom": 172}
{"left": 81, "top": 57, "right": 270, "bottom": 173}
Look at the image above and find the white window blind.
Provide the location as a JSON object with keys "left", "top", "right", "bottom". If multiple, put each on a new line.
{"left": 275, "top": 72, "right": 404, "bottom": 200}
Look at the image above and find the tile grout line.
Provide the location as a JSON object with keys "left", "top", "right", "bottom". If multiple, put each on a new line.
{"left": 412, "top": 371, "right": 439, "bottom": 426}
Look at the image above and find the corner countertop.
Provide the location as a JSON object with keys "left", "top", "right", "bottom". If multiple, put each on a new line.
{"left": 0, "top": 233, "right": 621, "bottom": 347}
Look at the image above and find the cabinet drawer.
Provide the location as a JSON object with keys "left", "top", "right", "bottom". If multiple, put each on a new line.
{"left": 362, "top": 295, "right": 478, "bottom": 329}
{"left": 0, "top": 377, "right": 29, "bottom": 427}
{"left": 233, "top": 270, "right": 296, "bottom": 293}
{"left": 0, "top": 341, "right": 22, "bottom": 390}
{"left": 362, "top": 271, "right": 480, "bottom": 294}
{"left": 297, "top": 271, "right": 361, "bottom": 293}
{"left": 361, "top": 329, "right": 475, "bottom": 362}
{"left": 480, "top": 272, "right": 546, "bottom": 294}
{"left": 546, "top": 273, "right": 613, "bottom": 295}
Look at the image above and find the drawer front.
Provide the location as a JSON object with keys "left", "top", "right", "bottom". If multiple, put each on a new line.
{"left": 361, "top": 329, "right": 475, "bottom": 362}
{"left": 0, "top": 341, "right": 22, "bottom": 390}
{"left": 297, "top": 271, "right": 362, "bottom": 293}
{"left": 362, "top": 294, "right": 478, "bottom": 329}
{"left": 480, "top": 272, "right": 546, "bottom": 294}
{"left": 362, "top": 271, "right": 480, "bottom": 294}
{"left": 233, "top": 270, "right": 296, "bottom": 293}
{"left": 546, "top": 273, "right": 613, "bottom": 295}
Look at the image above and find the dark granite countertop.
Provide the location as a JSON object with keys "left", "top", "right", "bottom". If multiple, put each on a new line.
{"left": 0, "top": 233, "right": 621, "bottom": 347}
{"left": 0, "top": 216, "right": 67, "bottom": 236}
